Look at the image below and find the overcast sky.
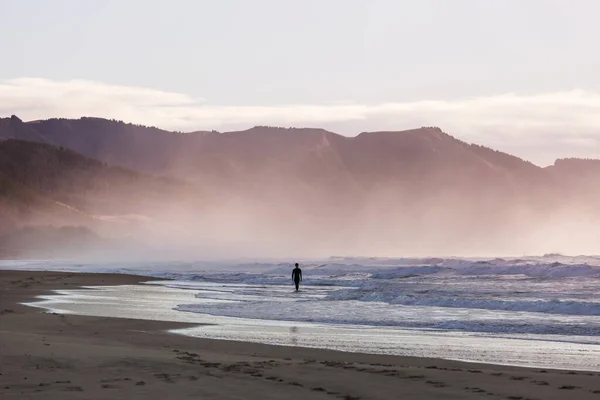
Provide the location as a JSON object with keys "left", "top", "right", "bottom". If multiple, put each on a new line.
{"left": 1, "top": 0, "right": 599, "bottom": 165}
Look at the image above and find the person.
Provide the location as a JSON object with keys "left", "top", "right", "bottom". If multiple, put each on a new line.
{"left": 291, "top": 263, "right": 302, "bottom": 291}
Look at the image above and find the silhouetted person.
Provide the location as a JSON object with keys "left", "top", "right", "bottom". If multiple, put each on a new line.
{"left": 291, "top": 263, "right": 302, "bottom": 291}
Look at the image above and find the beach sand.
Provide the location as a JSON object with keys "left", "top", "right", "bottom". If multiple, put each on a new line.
{"left": 1, "top": 270, "right": 599, "bottom": 399}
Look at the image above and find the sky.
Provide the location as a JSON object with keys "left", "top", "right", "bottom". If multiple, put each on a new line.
{"left": 1, "top": 0, "right": 599, "bottom": 166}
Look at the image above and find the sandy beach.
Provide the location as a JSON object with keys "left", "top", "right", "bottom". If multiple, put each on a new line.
{"left": 1, "top": 270, "right": 599, "bottom": 399}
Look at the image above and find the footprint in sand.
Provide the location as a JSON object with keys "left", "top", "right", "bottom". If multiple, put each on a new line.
{"left": 426, "top": 380, "right": 447, "bottom": 388}
{"left": 100, "top": 378, "right": 131, "bottom": 383}
{"left": 154, "top": 373, "right": 174, "bottom": 383}
{"left": 464, "top": 387, "right": 486, "bottom": 393}
{"left": 374, "top": 369, "right": 398, "bottom": 376}
{"left": 63, "top": 386, "right": 83, "bottom": 392}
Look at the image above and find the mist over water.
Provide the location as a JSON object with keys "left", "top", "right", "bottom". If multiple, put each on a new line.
{"left": 74, "top": 164, "right": 600, "bottom": 260}
{"left": 20, "top": 201, "right": 599, "bottom": 262}
{"left": 69, "top": 194, "right": 600, "bottom": 261}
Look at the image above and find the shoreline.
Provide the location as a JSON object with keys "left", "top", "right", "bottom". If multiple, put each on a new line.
{"left": 22, "top": 270, "right": 600, "bottom": 371}
{"left": 1, "top": 270, "right": 600, "bottom": 399}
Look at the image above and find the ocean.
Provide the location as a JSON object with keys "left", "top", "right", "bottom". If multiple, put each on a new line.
{"left": 3, "top": 254, "right": 600, "bottom": 371}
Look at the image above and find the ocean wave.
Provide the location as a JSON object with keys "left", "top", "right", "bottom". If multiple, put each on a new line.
{"left": 4, "top": 255, "right": 599, "bottom": 280}
{"left": 203, "top": 260, "right": 600, "bottom": 280}
{"left": 326, "top": 288, "right": 600, "bottom": 316}
{"left": 148, "top": 262, "right": 600, "bottom": 287}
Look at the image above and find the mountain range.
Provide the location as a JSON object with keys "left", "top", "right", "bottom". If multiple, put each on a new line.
{"left": 1, "top": 115, "right": 599, "bottom": 258}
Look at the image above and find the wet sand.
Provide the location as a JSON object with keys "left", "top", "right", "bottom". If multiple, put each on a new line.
{"left": 1, "top": 270, "right": 599, "bottom": 399}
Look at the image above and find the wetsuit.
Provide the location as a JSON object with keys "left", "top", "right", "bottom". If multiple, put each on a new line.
{"left": 292, "top": 267, "right": 302, "bottom": 291}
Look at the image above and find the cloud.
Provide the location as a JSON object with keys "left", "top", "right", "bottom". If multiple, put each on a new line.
{"left": 1, "top": 78, "right": 599, "bottom": 165}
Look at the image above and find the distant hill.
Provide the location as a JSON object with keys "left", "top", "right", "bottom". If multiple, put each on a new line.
{"left": 1, "top": 115, "right": 598, "bottom": 257}
{"left": 0, "top": 117, "right": 558, "bottom": 207}
{"left": 0, "top": 139, "right": 203, "bottom": 214}
{"left": 0, "top": 116, "right": 574, "bottom": 188}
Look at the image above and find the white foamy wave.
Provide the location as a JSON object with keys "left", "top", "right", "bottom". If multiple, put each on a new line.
{"left": 2, "top": 255, "right": 599, "bottom": 279}
{"left": 326, "top": 288, "right": 600, "bottom": 315}
{"left": 447, "top": 262, "right": 600, "bottom": 278}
